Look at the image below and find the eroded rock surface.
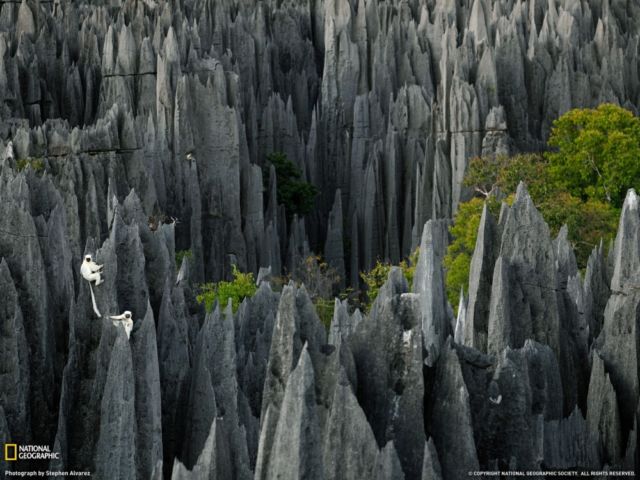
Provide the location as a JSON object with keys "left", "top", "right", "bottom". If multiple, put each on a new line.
{"left": 1, "top": 1, "right": 639, "bottom": 479}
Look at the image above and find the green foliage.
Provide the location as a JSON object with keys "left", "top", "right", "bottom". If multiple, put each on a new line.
{"left": 197, "top": 265, "right": 257, "bottom": 313}
{"left": 447, "top": 109, "right": 630, "bottom": 310}
{"left": 464, "top": 150, "right": 620, "bottom": 266}
{"left": 464, "top": 153, "right": 555, "bottom": 201}
{"left": 16, "top": 157, "right": 45, "bottom": 173}
{"left": 265, "top": 152, "right": 319, "bottom": 220}
{"left": 538, "top": 193, "right": 618, "bottom": 262}
{"left": 359, "top": 249, "right": 420, "bottom": 312}
{"left": 546, "top": 104, "right": 640, "bottom": 207}
{"left": 175, "top": 249, "right": 192, "bottom": 267}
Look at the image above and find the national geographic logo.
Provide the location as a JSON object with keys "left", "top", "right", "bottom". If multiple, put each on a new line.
{"left": 3, "top": 444, "right": 60, "bottom": 461}
{"left": 4, "top": 444, "right": 17, "bottom": 461}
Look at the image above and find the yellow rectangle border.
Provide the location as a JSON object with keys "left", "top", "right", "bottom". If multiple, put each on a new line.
{"left": 4, "top": 443, "right": 17, "bottom": 461}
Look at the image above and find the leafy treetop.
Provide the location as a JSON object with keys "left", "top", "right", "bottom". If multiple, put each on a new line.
{"left": 265, "top": 152, "right": 319, "bottom": 220}
{"left": 197, "top": 265, "right": 257, "bottom": 313}
{"left": 461, "top": 151, "right": 618, "bottom": 267}
{"left": 445, "top": 104, "right": 632, "bottom": 310}
{"left": 546, "top": 103, "right": 640, "bottom": 208}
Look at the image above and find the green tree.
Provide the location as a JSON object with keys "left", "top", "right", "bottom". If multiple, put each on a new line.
{"left": 265, "top": 152, "right": 319, "bottom": 220}
{"left": 538, "top": 193, "right": 618, "bottom": 260}
{"left": 464, "top": 153, "right": 554, "bottom": 201}
{"left": 197, "top": 265, "right": 257, "bottom": 313}
{"left": 546, "top": 104, "right": 640, "bottom": 207}
{"left": 446, "top": 140, "right": 621, "bottom": 310}
{"left": 462, "top": 152, "right": 619, "bottom": 265}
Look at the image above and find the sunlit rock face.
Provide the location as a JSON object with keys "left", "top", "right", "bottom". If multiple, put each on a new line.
{"left": 0, "top": 1, "right": 639, "bottom": 479}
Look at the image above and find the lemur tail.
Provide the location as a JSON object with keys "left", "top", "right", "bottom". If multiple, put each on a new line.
{"left": 89, "top": 282, "right": 102, "bottom": 318}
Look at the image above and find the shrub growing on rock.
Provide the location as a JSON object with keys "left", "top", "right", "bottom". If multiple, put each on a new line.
{"left": 197, "top": 265, "right": 257, "bottom": 313}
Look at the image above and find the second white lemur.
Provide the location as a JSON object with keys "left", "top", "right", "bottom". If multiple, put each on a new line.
{"left": 110, "top": 311, "right": 134, "bottom": 339}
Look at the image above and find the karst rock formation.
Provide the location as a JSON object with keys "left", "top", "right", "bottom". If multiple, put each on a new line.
{"left": 0, "top": 0, "right": 639, "bottom": 479}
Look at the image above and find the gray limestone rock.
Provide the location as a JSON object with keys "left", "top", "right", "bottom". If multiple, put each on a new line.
{"left": 0, "top": 171, "right": 55, "bottom": 445}
{"left": 490, "top": 184, "right": 560, "bottom": 357}
{"left": 583, "top": 242, "right": 611, "bottom": 342}
{"left": 599, "top": 190, "right": 640, "bottom": 433}
{"left": 374, "top": 442, "right": 405, "bottom": 480}
{"left": 94, "top": 331, "right": 137, "bottom": 480}
{"left": 1, "top": 0, "right": 639, "bottom": 476}
{"left": 587, "top": 352, "right": 623, "bottom": 465}
{"left": 477, "top": 341, "right": 563, "bottom": 469}
{"left": 0, "top": 406, "right": 12, "bottom": 476}
{"left": 236, "top": 282, "right": 279, "bottom": 421}
{"left": 181, "top": 326, "right": 218, "bottom": 469}
{"left": 131, "top": 304, "right": 164, "bottom": 480}
{"left": 264, "top": 346, "right": 323, "bottom": 480}
{"left": 324, "top": 189, "right": 345, "bottom": 289}
{"left": 328, "top": 299, "right": 360, "bottom": 349}
{"left": 465, "top": 203, "right": 499, "bottom": 351}
{"left": 350, "top": 269, "right": 426, "bottom": 478}
{"left": 421, "top": 438, "right": 443, "bottom": 480}
{"left": 322, "top": 370, "right": 379, "bottom": 480}
{"left": 171, "top": 419, "right": 232, "bottom": 480}
{"left": 255, "top": 283, "right": 326, "bottom": 478}
{"left": 413, "top": 220, "right": 451, "bottom": 367}
{"left": 543, "top": 408, "right": 600, "bottom": 470}
{"left": 429, "top": 339, "right": 479, "bottom": 479}
{"left": 0, "top": 259, "right": 31, "bottom": 445}
{"left": 157, "top": 282, "right": 191, "bottom": 477}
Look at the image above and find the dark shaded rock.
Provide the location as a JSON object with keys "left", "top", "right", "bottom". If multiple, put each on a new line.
{"left": 325, "top": 189, "right": 345, "bottom": 289}
{"left": 543, "top": 408, "right": 600, "bottom": 470}
{"left": 476, "top": 341, "right": 563, "bottom": 469}
{"left": 171, "top": 419, "right": 232, "bottom": 480}
{"left": 583, "top": 242, "right": 611, "bottom": 342}
{"left": 0, "top": 406, "right": 12, "bottom": 476}
{"left": 181, "top": 327, "right": 217, "bottom": 469}
{"left": 0, "top": 259, "right": 30, "bottom": 445}
{"left": 236, "top": 282, "right": 279, "bottom": 420}
{"left": 157, "top": 282, "right": 191, "bottom": 478}
{"left": 428, "top": 339, "right": 479, "bottom": 479}
{"left": 131, "top": 303, "right": 163, "bottom": 479}
{"left": 0, "top": 171, "right": 55, "bottom": 444}
{"left": 350, "top": 268, "right": 425, "bottom": 478}
{"left": 587, "top": 352, "right": 623, "bottom": 465}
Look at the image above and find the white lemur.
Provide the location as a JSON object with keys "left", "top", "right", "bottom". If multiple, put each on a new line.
{"left": 80, "top": 254, "right": 103, "bottom": 317}
{"left": 81, "top": 254, "right": 103, "bottom": 284}
{"left": 110, "top": 311, "right": 134, "bottom": 339}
